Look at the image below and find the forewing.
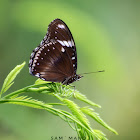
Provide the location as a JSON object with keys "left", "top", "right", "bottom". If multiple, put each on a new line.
{"left": 42, "top": 19, "right": 77, "bottom": 73}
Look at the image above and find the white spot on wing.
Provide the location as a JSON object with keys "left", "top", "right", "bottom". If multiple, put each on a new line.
{"left": 72, "top": 53, "right": 75, "bottom": 56}
{"left": 61, "top": 47, "right": 65, "bottom": 52}
{"left": 71, "top": 39, "right": 74, "bottom": 46}
{"left": 68, "top": 40, "right": 72, "bottom": 47}
{"left": 40, "top": 72, "right": 46, "bottom": 75}
{"left": 72, "top": 57, "right": 75, "bottom": 60}
{"left": 40, "top": 40, "right": 43, "bottom": 45}
{"left": 57, "top": 40, "right": 65, "bottom": 46}
{"left": 34, "top": 47, "right": 39, "bottom": 51}
{"left": 29, "top": 67, "right": 32, "bottom": 74}
{"left": 44, "top": 35, "right": 47, "bottom": 40}
{"left": 31, "top": 52, "right": 34, "bottom": 58}
{"left": 58, "top": 24, "right": 65, "bottom": 29}
{"left": 34, "top": 60, "right": 37, "bottom": 63}
{"left": 35, "top": 73, "right": 40, "bottom": 77}
{"left": 36, "top": 53, "right": 40, "bottom": 57}
{"left": 29, "top": 59, "right": 32, "bottom": 64}
{"left": 41, "top": 77, "right": 46, "bottom": 80}
{"left": 63, "top": 41, "right": 69, "bottom": 47}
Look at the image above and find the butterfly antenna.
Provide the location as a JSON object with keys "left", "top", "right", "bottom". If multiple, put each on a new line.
{"left": 80, "top": 70, "right": 105, "bottom": 75}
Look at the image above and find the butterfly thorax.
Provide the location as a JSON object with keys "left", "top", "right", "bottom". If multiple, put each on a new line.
{"left": 62, "top": 74, "right": 82, "bottom": 85}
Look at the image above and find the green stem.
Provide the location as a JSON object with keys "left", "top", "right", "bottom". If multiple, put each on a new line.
{"left": 3, "top": 87, "right": 28, "bottom": 99}
{"left": 48, "top": 103, "right": 66, "bottom": 106}
{"left": 3, "top": 83, "right": 50, "bottom": 99}
{"left": 0, "top": 99, "right": 99, "bottom": 139}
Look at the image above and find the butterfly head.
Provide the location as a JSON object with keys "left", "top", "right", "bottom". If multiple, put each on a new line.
{"left": 62, "top": 74, "right": 83, "bottom": 85}
{"left": 76, "top": 74, "right": 83, "bottom": 81}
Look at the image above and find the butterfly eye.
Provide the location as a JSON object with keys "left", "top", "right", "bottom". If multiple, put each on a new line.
{"left": 29, "top": 18, "right": 81, "bottom": 85}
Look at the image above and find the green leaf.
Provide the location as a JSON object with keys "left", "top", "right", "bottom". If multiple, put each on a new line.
{"left": 35, "top": 78, "right": 50, "bottom": 84}
{"left": 0, "top": 95, "right": 52, "bottom": 109}
{"left": 0, "top": 62, "right": 26, "bottom": 95}
{"left": 94, "top": 130, "right": 108, "bottom": 140}
{"left": 75, "top": 92, "right": 101, "bottom": 108}
{"left": 63, "top": 98, "right": 90, "bottom": 128}
{"left": 81, "top": 107, "right": 118, "bottom": 135}
{"left": 2, "top": 82, "right": 14, "bottom": 94}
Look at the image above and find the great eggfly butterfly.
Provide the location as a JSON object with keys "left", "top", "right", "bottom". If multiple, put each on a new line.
{"left": 29, "top": 18, "right": 82, "bottom": 85}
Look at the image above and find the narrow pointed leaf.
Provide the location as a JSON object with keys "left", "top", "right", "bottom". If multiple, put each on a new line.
{"left": 94, "top": 130, "right": 108, "bottom": 140}
{"left": 75, "top": 92, "right": 101, "bottom": 108}
{"left": 2, "top": 82, "right": 14, "bottom": 94}
{"left": 0, "top": 62, "right": 26, "bottom": 95}
{"left": 81, "top": 107, "right": 118, "bottom": 135}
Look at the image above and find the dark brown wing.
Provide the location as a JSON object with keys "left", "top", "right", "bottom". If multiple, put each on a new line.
{"left": 29, "top": 19, "right": 77, "bottom": 82}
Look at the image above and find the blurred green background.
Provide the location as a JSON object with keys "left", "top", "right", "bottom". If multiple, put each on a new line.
{"left": 0, "top": 0, "right": 140, "bottom": 140}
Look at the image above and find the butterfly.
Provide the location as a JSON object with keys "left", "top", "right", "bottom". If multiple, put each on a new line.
{"left": 29, "top": 18, "right": 82, "bottom": 85}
